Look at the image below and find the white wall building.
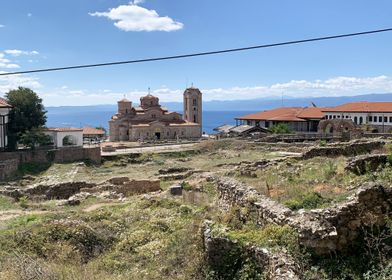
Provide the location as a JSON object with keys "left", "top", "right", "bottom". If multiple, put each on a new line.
{"left": 322, "top": 102, "right": 392, "bottom": 132}
{"left": 44, "top": 128, "right": 83, "bottom": 148}
{"left": 0, "top": 98, "right": 12, "bottom": 150}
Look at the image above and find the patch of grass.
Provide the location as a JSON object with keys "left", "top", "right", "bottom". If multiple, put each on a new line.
{"left": 17, "top": 162, "right": 52, "bottom": 175}
{"left": 227, "top": 224, "right": 300, "bottom": 253}
{"left": 19, "top": 196, "right": 29, "bottom": 209}
{"left": 0, "top": 196, "right": 18, "bottom": 210}
{"left": 284, "top": 192, "right": 331, "bottom": 211}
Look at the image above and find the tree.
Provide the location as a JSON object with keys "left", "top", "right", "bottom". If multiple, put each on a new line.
{"left": 270, "top": 123, "right": 291, "bottom": 134}
{"left": 6, "top": 87, "right": 47, "bottom": 150}
{"left": 95, "top": 126, "right": 107, "bottom": 135}
{"left": 19, "top": 129, "right": 53, "bottom": 150}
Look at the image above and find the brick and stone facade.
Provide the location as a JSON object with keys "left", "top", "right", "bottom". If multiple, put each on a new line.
{"left": 109, "top": 88, "right": 202, "bottom": 141}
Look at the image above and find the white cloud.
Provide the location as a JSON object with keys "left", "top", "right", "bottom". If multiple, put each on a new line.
{"left": 4, "top": 49, "right": 39, "bottom": 56}
{"left": 0, "top": 53, "right": 20, "bottom": 69}
{"left": 37, "top": 75, "right": 392, "bottom": 106}
{"left": 89, "top": 3, "right": 183, "bottom": 32}
{"left": 27, "top": 13, "right": 32, "bottom": 17}
{"left": 0, "top": 72, "right": 42, "bottom": 94}
{"left": 133, "top": 0, "right": 145, "bottom": 4}
{"left": 6, "top": 75, "right": 392, "bottom": 106}
{"left": 0, "top": 24, "right": 4, "bottom": 28}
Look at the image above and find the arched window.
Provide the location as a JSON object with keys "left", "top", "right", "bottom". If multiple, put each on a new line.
{"left": 193, "top": 99, "right": 197, "bottom": 106}
{"left": 193, "top": 115, "right": 196, "bottom": 123}
{"left": 359, "top": 117, "right": 363, "bottom": 124}
{"left": 354, "top": 116, "right": 358, "bottom": 124}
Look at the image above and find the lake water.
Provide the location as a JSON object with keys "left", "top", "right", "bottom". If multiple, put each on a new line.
{"left": 46, "top": 109, "right": 253, "bottom": 134}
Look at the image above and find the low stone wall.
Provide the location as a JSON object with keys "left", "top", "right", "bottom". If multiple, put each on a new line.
{"left": 0, "top": 147, "right": 101, "bottom": 180}
{"left": 116, "top": 180, "right": 161, "bottom": 195}
{"left": 0, "top": 159, "right": 18, "bottom": 180}
{"left": 214, "top": 177, "right": 392, "bottom": 255}
{"left": 345, "top": 154, "right": 388, "bottom": 175}
{"left": 1, "top": 177, "right": 161, "bottom": 200}
{"left": 203, "top": 221, "right": 300, "bottom": 279}
{"left": 301, "top": 140, "right": 384, "bottom": 159}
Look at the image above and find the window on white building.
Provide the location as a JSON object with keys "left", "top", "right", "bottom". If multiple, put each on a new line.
{"left": 369, "top": 116, "right": 373, "bottom": 122}
{"left": 354, "top": 117, "right": 358, "bottom": 124}
{"left": 379, "top": 116, "right": 383, "bottom": 123}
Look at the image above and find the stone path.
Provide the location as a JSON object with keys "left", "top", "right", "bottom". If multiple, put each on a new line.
{"left": 0, "top": 210, "right": 48, "bottom": 222}
{"left": 83, "top": 201, "right": 124, "bottom": 212}
{"left": 102, "top": 143, "right": 197, "bottom": 156}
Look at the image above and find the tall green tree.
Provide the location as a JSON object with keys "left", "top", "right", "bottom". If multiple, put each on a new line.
{"left": 6, "top": 87, "right": 47, "bottom": 150}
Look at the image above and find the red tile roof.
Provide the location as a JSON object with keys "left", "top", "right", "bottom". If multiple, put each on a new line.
{"left": 237, "top": 107, "right": 325, "bottom": 122}
{"left": 0, "top": 98, "right": 12, "bottom": 108}
{"left": 45, "top": 128, "right": 83, "bottom": 132}
{"left": 322, "top": 102, "right": 392, "bottom": 113}
{"left": 83, "top": 127, "right": 106, "bottom": 135}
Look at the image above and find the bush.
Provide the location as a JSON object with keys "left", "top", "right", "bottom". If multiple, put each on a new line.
{"left": 284, "top": 192, "right": 331, "bottom": 210}
{"left": 323, "top": 161, "right": 337, "bottom": 180}
{"left": 270, "top": 123, "right": 291, "bottom": 134}
{"left": 319, "top": 140, "right": 327, "bottom": 147}
{"left": 19, "top": 129, "right": 53, "bottom": 150}
{"left": 17, "top": 162, "right": 51, "bottom": 176}
{"left": 227, "top": 224, "right": 299, "bottom": 251}
{"left": 19, "top": 196, "right": 29, "bottom": 209}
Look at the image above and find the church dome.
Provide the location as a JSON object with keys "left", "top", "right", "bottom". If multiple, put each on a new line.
{"left": 118, "top": 97, "right": 130, "bottom": 103}
{"left": 140, "top": 93, "right": 160, "bottom": 108}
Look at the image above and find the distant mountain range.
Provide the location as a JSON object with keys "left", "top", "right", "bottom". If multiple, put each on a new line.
{"left": 47, "top": 93, "right": 392, "bottom": 113}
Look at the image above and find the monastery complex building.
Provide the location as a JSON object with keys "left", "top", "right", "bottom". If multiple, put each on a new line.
{"left": 109, "top": 87, "right": 202, "bottom": 141}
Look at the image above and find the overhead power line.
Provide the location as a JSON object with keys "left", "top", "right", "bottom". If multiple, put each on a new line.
{"left": 1, "top": 27, "right": 392, "bottom": 77}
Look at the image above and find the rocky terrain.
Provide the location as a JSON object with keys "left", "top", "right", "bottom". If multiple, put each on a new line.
{"left": 0, "top": 138, "right": 392, "bottom": 280}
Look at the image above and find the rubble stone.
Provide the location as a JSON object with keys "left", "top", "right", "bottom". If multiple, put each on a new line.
{"left": 345, "top": 153, "right": 388, "bottom": 175}
{"left": 301, "top": 140, "right": 385, "bottom": 159}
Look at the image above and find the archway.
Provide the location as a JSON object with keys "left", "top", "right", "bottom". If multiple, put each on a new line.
{"left": 62, "top": 135, "right": 77, "bottom": 146}
{"left": 325, "top": 124, "right": 334, "bottom": 134}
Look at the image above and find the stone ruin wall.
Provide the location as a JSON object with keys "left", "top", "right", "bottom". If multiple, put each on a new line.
{"left": 0, "top": 159, "right": 18, "bottom": 181}
{"left": 345, "top": 153, "right": 388, "bottom": 175}
{"left": 0, "top": 177, "right": 161, "bottom": 201}
{"left": 202, "top": 221, "right": 300, "bottom": 280}
{"left": 0, "top": 147, "right": 101, "bottom": 180}
{"left": 300, "top": 140, "right": 385, "bottom": 159}
{"left": 213, "top": 176, "right": 392, "bottom": 255}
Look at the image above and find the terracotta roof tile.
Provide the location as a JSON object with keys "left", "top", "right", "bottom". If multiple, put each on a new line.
{"left": 83, "top": 127, "right": 105, "bottom": 135}
{"left": 322, "top": 102, "right": 392, "bottom": 113}
{"left": 0, "top": 98, "right": 12, "bottom": 108}
{"left": 237, "top": 107, "right": 325, "bottom": 122}
{"left": 45, "top": 128, "right": 83, "bottom": 132}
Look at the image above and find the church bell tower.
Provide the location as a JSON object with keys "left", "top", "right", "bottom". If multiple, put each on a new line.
{"left": 183, "top": 87, "right": 202, "bottom": 125}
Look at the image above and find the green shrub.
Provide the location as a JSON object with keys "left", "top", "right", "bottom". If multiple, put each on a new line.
{"left": 181, "top": 181, "right": 192, "bottom": 191}
{"left": 270, "top": 123, "right": 291, "bottom": 134}
{"left": 227, "top": 224, "right": 299, "bottom": 253}
{"left": 284, "top": 192, "right": 331, "bottom": 210}
{"left": 319, "top": 140, "right": 327, "bottom": 147}
{"left": 17, "top": 162, "right": 51, "bottom": 176}
{"left": 323, "top": 161, "right": 337, "bottom": 180}
{"left": 19, "top": 196, "right": 29, "bottom": 209}
{"left": 387, "top": 154, "right": 392, "bottom": 166}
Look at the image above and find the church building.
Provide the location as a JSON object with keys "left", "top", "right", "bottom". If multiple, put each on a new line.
{"left": 109, "top": 87, "right": 202, "bottom": 141}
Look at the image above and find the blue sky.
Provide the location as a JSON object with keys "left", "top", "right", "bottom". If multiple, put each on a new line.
{"left": 1, "top": 0, "right": 392, "bottom": 106}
